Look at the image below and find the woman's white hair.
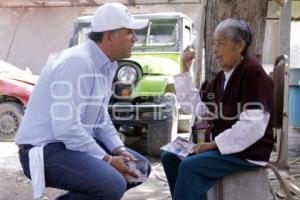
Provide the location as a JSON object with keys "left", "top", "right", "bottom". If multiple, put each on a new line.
{"left": 215, "top": 19, "right": 252, "bottom": 56}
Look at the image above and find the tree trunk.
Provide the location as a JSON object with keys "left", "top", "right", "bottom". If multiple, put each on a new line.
{"left": 204, "top": 0, "right": 269, "bottom": 80}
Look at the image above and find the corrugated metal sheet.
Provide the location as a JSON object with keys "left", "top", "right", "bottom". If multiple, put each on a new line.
{"left": 0, "top": 0, "right": 201, "bottom": 7}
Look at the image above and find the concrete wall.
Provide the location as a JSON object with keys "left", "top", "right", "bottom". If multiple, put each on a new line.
{"left": 0, "top": 6, "right": 86, "bottom": 74}
{"left": 0, "top": 3, "right": 200, "bottom": 74}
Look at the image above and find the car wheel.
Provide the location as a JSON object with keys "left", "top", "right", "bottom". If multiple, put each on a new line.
{"left": 0, "top": 102, "right": 24, "bottom": 142}
{"left": 147, "top": 93, "right": 179, "bottom": 157}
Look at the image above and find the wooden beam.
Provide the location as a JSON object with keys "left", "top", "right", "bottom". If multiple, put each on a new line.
{"left": 0, "top": 0, "right": 202, "bottom": 7}
{"left": 128, "top": 0, "right": 136, "bottom": 5}
{"left": 86, "top": 0, "right": 97, "bottom": 6}
{"left": 43, "top": 1, "right": 72, "bottom": 6}
{"left": 0, "top": 1, "right": 39, "bottom": 7}
{"left": 68, "top": 0, "right": 84, "bottom": 6}
{"left": 30, "top": 0, "right": 44, "bottom": 6}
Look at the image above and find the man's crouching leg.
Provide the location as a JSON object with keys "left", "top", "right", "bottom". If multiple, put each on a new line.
{"left": 43, "top": 143, "right": 127, "bottom": 200}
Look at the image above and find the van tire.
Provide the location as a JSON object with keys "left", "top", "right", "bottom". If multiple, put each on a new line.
{"left": 147, "top": 94, "right": 179, "bottom": 157}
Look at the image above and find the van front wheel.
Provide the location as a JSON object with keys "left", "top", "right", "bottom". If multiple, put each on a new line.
{"left": 147, "top": 94, "right": 179, "bottom": 157}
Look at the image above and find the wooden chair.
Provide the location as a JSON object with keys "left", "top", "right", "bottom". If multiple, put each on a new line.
{"left": 271, "top": 54, "right": 289, "bottom": 168}
{"left": 266, "top": 54, "right": 293, "bottom": 199}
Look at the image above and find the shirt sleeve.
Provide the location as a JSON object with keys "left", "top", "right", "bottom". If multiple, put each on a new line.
{"left": 50, "top": 56, "right": 106, "bottom": 160}
{"left": 94, "top": 106, "right": 124, "bottom": 153}
{"left": 173, "top": 72, "right": 209, "bottom": 116}
{"left": 215, "top": 110, "right": 270, "bottom": 155}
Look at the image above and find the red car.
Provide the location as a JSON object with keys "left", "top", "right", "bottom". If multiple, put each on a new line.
{"left": 0, "top": 60, "right": 37, "bottom": 141}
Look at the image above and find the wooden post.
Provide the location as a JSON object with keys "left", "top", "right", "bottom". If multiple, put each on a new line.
{"left": 276, "top": 0, "right": 291, "bottom": 169}
{"left": 279, "top": 0, "right": 291, "bottom": 58}
{"left": 195, "top": 0, "right": 207, "bottom": 89}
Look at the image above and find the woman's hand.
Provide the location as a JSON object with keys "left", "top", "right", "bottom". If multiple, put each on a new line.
{"left": 182, "top": 46, "right": 195, "bottom": 73}
{"left": 192, "top": 142, "right": 217, "bottom": 154}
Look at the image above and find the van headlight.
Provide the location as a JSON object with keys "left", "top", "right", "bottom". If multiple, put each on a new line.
{"left": 117, "top": 66, "right": 137, "bottom": 84}
{"left": 116, "top": 62, "right": 142, "bottom": 84}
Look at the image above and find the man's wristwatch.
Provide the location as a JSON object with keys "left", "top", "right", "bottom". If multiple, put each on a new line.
{"left": 114, "top": 146, "right": 127, "bottom": 155}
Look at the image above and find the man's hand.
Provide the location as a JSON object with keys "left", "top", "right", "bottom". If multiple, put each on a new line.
{"left": 117, "top": 150, "right": 137, "bottom": 161}
{"left": 182, "top": 46, "right": 195, "bottom": 73}
{"left": 113, "top": 146, "right": 137, "bottom": 161}
{"left": 192, "top": 142, "right": 217, "bottom": 154}
{"left": 109, "top": 156, "right": 138, "bottom": 179}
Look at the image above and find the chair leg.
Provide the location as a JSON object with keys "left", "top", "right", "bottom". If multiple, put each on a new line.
{"left": 265, "top": 163, "right": 294, "bottom": 200}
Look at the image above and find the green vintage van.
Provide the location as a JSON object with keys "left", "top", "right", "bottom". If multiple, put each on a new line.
{"left": 69, "top": 12, "right": 195, "bottom": 156}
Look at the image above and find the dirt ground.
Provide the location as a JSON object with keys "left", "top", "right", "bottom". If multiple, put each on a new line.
{"left": 1, "top": 142, "right": 300, "bottom": 200}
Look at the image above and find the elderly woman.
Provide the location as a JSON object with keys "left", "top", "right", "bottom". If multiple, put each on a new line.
{"left": 161, "top": 19, "right": 274, "bottom": 200}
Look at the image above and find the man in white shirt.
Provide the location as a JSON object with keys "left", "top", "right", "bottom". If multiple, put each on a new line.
{"left": 15, "top": 3, "right": 150, "bottom": 200}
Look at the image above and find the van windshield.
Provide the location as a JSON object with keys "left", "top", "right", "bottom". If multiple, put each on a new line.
{"left": 133, "top": 19, "right": 179, "bottom": 52}
{"left": 75, "top": 19, "right": 179, "bottom": 52}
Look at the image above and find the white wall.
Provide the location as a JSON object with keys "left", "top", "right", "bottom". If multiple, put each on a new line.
{"left": 262, "top": 20, "right": 300, "bottom": 72}
{"left": 290, "top": 21, "right": 300, "bottom": 68}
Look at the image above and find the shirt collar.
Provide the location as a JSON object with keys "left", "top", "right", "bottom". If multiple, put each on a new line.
{"left": 223, "top": 68, "right": 235, "bottom": 89}
{"left": 224, "top": 68, "right": 235, "bottom": 81}
{"left": 87, "top": 39, "right": 118, "bottom": 71}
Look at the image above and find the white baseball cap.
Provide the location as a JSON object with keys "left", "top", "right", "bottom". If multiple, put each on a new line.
{"left": 91, "top": 3, "right": 149, "bottom": 32}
